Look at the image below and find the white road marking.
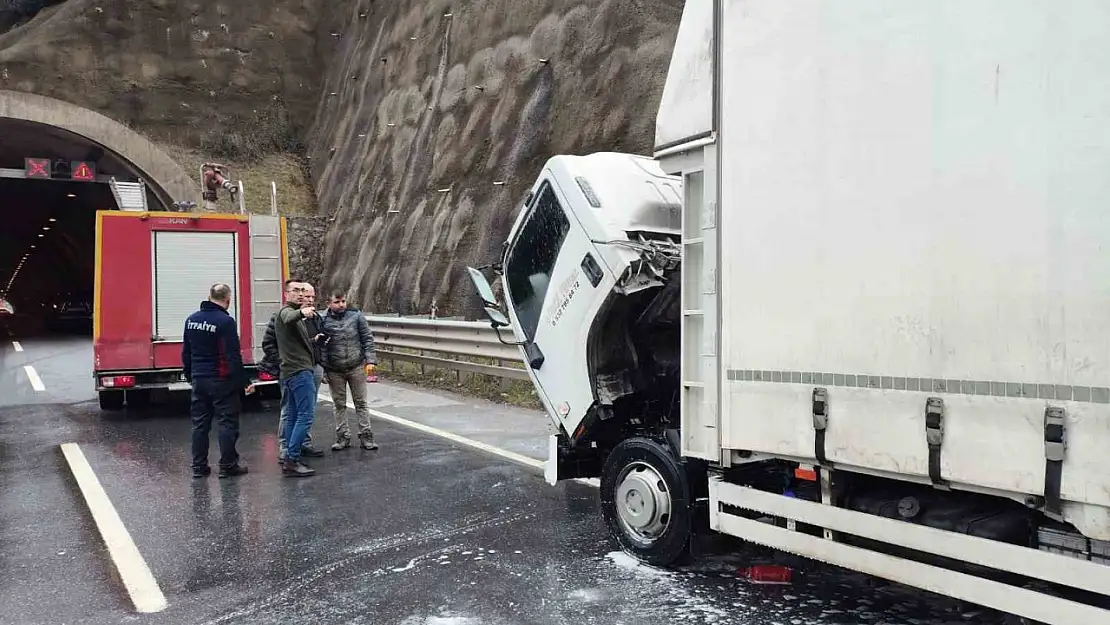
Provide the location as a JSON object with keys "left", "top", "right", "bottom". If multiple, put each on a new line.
{"left": 12, "top": 340, "right": 22, "bottom": 352}
{"left": 59, "top": 443, "right": 167, "bottom": 614}
{"left": 317, "top": 392, "right": 600, "bottom": 488}
{"left": 23, "top": 365, "right": 44, "bottom": 391}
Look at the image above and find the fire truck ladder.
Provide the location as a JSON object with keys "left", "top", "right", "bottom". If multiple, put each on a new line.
{"left": 108, "top": 177, "right": 148, "bottom": 212}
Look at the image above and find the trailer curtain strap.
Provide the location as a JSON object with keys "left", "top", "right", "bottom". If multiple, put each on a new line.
{"left": 924, "top": 397, "right": 948, "bottom": 489}
{"left": 1043, "top": 406, "right": 1066, "bottom": 521}
{"left": 812, "top": 388, "right": 828, "bottom": 466}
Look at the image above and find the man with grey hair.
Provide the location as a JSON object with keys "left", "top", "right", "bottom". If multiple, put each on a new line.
{"left": 182, "top": 283, "right": 252, "bottom": 479}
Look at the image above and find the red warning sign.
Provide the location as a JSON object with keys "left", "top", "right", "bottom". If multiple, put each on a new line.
{"left": 71, "top": 161, "right": 96, "bottom": 182}
{"left": 24, "top": 157, "right": 50, "bottom": 179}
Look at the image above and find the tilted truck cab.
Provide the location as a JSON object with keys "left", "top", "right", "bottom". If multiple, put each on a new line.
{"left": 93, "top": 210, "right": 287, "bottom": 410}
{"left": 468, "top": 2, "right": 1110, "bottom": 623}
{"left": 494, "top": 153, "right": 682, "bottom": 466}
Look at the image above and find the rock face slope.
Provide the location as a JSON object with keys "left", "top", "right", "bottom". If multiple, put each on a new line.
{"left": 0, "top": 0, "right": 323, "bottom": 212}
{"left": 308, "top": 0, "right": 682, "bottom": 316}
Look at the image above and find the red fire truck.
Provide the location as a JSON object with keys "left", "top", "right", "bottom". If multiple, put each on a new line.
{"left": 92, "top": 210, "right": 288, "bottom": 410}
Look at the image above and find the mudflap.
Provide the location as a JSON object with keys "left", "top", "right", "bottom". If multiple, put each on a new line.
{"left": 544, "top": 434, "right": 560, "bottom": 485}
{"left": 663, "top": 427, "right": 712, "bottom": 539}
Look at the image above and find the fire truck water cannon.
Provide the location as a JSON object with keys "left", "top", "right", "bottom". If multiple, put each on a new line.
{"left": 201, "top": 163, "right": 240, "bottom": 202}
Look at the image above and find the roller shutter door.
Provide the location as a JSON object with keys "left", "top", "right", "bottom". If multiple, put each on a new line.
{"left": 153, "top": 231, "right": 238, "bottom": 341}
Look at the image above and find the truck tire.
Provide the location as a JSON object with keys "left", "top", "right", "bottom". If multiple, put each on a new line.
{"left": 99, "top": 390, "right": 124, "bottom": 411}
{"left": 600, "top": 436, "right": 693, "bottom": 567}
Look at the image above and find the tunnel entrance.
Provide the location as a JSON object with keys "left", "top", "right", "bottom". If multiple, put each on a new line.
{"left": 0, "top": 117, "right": 175, "bottom": 336}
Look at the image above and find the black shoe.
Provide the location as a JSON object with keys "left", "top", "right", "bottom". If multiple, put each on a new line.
{"left": 282, "top": 460, "right": 315, "bottom": 477}
{"left": 300, "top": 445, "right": 325, "bottom": 458}
{"left": 218, "top": 464, "right": 249, "bottom": 479}
{"left": 192, "top": 466, "right": 211, "bottom": 479}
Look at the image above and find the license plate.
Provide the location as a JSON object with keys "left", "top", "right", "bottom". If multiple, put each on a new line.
{"left": 167, "top": 382, "right": 191, "bottom": 391}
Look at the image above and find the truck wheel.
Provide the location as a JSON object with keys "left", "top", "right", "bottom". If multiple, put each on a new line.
{"left": 99, "top": 390, "right": 124, "bottom": 411}
{"left": 600, "top": 436, "right": 693, "bottom": 567}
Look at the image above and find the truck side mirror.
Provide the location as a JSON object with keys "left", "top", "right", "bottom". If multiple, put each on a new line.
{"left": 466, "top": 267, "right": 498, "bottom": 307}
{"left": 466, "top": 266, "right": 524, "bottom": 346}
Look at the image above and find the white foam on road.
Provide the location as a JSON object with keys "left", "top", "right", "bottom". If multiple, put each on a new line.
{"left": 59, "top": 443, "right": 167, "bottom": 614}
{"left": 12, "top": 340, "right": 22, "bottom": 352}
{"left": 317, "top": 391, "right": 600, "bottom": 488}
{"left": 23, "top": 365, "right": 44, "bottom": 391}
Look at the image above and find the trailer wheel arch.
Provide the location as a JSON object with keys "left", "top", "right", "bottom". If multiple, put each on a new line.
{"left": 600, "top": 436, "right": 693, "bottom": 566}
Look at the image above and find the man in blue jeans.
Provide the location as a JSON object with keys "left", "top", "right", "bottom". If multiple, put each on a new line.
{"left": 275, "top": 280, "right": 322, "bottom": 477}
{"left": 261, "top": 279, "right": 325, "bottom": 463}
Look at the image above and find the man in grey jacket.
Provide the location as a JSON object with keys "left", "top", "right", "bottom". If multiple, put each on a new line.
{"left": 319, "top": 291, "right": 379, "bottom": 451}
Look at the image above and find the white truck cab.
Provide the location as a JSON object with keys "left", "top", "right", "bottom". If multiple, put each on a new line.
{"left": 494, "top": 154, "right": 681, "bottom": 441}
{"left": 467, "top": 2, "right": 1110, "bottom": 623}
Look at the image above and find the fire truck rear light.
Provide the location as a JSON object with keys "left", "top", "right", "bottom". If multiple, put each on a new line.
{"left": 101, "top": 375, "right": 136, "bottom": 388}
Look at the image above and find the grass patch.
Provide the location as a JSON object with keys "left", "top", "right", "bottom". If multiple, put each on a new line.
{"left": 374, "top": 349, "right": 542, "bottom": 411}
{"left": 160, "top": 145, "right": 317, "bottom": 216}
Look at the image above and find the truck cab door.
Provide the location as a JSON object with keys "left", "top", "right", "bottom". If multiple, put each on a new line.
{"left": 500, "top": 176, "right": 614, "bottom": 437}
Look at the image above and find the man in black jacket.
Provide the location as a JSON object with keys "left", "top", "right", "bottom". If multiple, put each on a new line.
{"left": 261, "top": 279, "right": 326, "bottom": 463}
{"left": 182, "top": 283, "right": 251, "bottom": 479}
{"left": 319, "top": 291, "right": 379, "bottom": 451}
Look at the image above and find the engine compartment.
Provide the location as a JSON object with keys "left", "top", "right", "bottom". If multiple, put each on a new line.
{"left": 586, "top": 272, "right": 681, "bottom": 441}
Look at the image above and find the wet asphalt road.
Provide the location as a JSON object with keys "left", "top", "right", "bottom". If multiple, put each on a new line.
{"left": 0, "top": 329, "right": 1011, "bottom": 625}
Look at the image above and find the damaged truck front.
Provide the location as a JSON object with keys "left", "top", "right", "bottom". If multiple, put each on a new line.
{"left": 467, "top": 2, "right": 1110, "bottom": 623}
{"left": 469, "top": 153, "right": 684, "bottom": 479}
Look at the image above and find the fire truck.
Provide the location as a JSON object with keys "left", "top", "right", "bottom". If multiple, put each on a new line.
{"left": 93, "top": 168, "right": 287, "bottom": 409}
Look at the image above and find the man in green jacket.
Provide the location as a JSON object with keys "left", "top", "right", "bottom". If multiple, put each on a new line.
{"left": 275, "top": 280, "right": 323, "bottom": 477}
{"left": 263, "top": 279, "right": 326, "bottom": 463}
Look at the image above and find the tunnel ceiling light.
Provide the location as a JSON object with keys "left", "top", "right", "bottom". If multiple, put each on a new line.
{"left": 38, "top": 234, "right": 43, "bottom": 237}
{"left": 48, "top": 218, "right": 56, "bottom": 222}
{"left": 42, "top": 227, "right": 50, "bottom": 231}
{"left": 30, "top": 245, "right": 35, "bottom": 249}
{"left": 66, "top": 193, "right": 75, "bottom": 198}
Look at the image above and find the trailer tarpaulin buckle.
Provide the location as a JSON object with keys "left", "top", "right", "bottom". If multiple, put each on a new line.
{"left": 812, "top": 387, "right": 829, "bottom": 466}
{"left": 925, "top": 397, "right": 949, "bottom": 489}
{"left": 1043, "top": 405, "right": 1067, "bottom": 522}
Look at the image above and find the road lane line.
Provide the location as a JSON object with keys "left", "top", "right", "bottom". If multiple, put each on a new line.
{"left": 23, "top": 365, "right": 44, "bottom": 391}
{"left": 59, "top": 443, "right": 167, "bottom": 614}
{"left": 12, "top": 340, "right": 22, "bottom": 352}
{"left": 317, "top": 392, "right": 600, "bottom": 488}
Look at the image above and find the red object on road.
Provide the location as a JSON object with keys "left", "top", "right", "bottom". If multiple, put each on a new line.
{"left": 367, "top": 374, "right": 379, "bottom": 383}
{"left": 739, "top": 564, "right": 793, "bottom": 584}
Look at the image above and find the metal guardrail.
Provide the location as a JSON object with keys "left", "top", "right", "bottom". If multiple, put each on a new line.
{"left": 364, "top": 314, "right": 530, "bottom": 381}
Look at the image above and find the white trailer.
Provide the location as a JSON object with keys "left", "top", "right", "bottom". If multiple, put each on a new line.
{"left": 467, "top": 2, "right": 1110, "bottom": 623}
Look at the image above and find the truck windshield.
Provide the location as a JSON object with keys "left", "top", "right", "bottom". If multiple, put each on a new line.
{"left": 504, "top": 182, "right": 571, "bottom": 341}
